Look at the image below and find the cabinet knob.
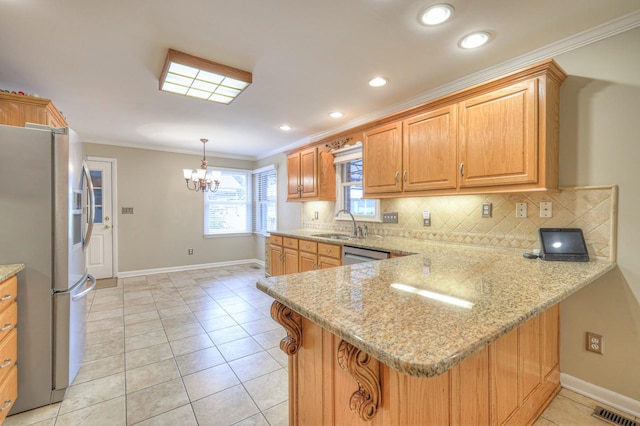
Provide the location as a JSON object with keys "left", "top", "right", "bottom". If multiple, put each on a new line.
{"left": 459, "top": 162, "right": 464, "bottom": 177}
{"left": 403, "top": 170, "right": 407, "bottom": 182}
{"left": 395, "top": 171, "right": 399, "bottom": 183}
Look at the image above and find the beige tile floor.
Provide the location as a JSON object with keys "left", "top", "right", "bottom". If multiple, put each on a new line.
{"left": 5, "top": 263, "right": 639, "bottom": 425}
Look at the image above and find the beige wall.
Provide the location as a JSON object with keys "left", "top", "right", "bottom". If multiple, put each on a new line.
{"left": 86, "top": 144, "right": 258, "bottom": 272}
{"left": 554, "top": 27, "right": 640, "bottom": 400}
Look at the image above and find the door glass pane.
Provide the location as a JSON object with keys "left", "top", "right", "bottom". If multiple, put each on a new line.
{"left": 89, "top": 170, "right": 103, "bottom": 224}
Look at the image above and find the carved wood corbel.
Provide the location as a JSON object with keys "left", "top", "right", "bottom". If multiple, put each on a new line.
{"left": 337, "top": 340, "right": 381, "bottom": 421}
{"left": 270, "top": 301, "right": 302, "bottom": 355}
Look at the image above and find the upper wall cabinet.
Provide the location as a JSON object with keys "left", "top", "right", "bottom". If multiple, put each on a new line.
{"left": 364, "top": 105, "right": 458, "bottom": 195}
{"left": 362, "top": 60, "right": 566, "bottom": 198}
{"left": 0, "top": 92, "right": 68, "bottom": 128}
{"left": 286, "top": 146, "right": 336, "bottom": 202}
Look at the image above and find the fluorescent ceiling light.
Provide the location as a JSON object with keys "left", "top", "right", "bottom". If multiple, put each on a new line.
{"left": 418, "top": 4, "right": 454, "bottom": 26}
{"left": 329, "top": 111, "right": 344, "bottom": 118}
{"left": 159, "top": 49, "right": 252, "bottom": 105}
{"left": 459, "top": 31, "right": 492, "bottom": 49}
{"left": 391, "top": 283, "right": 474, "bottom": 309}
{"left": 279, "top": 124, "right": 292, "bottom": 131}
{"left": 369, "top": 77, "right": 387, "bottom": 87}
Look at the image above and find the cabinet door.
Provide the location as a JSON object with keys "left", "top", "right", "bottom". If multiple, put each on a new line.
{"left": 363, "top": 121, "right": 403, "bottom": 194}
{"left": 300, "top": 147, "right": 318, "bottom": 199}
{"left": 287, "top": 152, "right": 301, "bottom": 200}
{"left": 403, "top": 105, "right": 458, "bottom": 192}
{"left": 270, "top": 245, "right": 283, "bottom": 277}
{"left": 459, "top": 79, "right": 538, "bottom": 188}
{"left": 299, "top": 251, "right": 317, "bottom": 272}
{"left": 318, "top": 256, "right": 341, "bottom": 269}
{"left": 283, "top": 248, "right": 299, "bottom": 275}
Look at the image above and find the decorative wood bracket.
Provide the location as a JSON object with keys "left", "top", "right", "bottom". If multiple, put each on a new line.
{"left": 270, "top": 301, "right": 302, "bottom": 356}
{"left": 325, "top": 136, "right": 352, "bottom": 151}
{"left": 337, "top": 340, "right": 381, "bottom": 421}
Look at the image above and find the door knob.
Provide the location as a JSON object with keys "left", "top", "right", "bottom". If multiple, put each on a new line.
{"left": 105, "top": 216, "right": 110, "bottom": 221}
{"left": 104, "top": 225, "right": 111, "bottom": 229}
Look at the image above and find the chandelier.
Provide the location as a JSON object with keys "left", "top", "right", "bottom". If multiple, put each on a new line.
{"left": 182, "top": 138, "right": 220, "bottom": 192}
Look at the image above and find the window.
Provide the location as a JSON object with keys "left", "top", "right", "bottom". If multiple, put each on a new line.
{"left": 204, "top": 169, "right": 251, "bottom": 235}
{"left": 334, "top": 143, "right": 380, "bottom": 222}
{"left": 253, "top": 165, "right": 277, "bottom": 235}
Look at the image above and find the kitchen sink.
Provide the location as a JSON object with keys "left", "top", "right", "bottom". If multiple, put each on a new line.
{"left": 311, "top": 233, "right": 354, "bottom": 241}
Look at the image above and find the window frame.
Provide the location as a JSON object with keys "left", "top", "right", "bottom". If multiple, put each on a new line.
{"left": 334, "top": 144, "right": 381, "bottom": 222}
{"left": 252, "top": 164, "right": 278, "bottom": 236}
{"left": 203, "top": 167, "right": 252, "bottom": 237}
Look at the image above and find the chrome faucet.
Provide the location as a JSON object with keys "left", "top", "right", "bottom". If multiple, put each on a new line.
{"left": 335, "top": 209, "right": 358, "bottom": 237}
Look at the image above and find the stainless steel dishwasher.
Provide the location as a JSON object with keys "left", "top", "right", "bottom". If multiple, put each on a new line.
{"left": 342, "top": 245, "right": 389, "bottom": 265}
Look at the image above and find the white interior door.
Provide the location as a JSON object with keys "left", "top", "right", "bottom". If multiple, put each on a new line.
{"left": 87, "top": 160, "right": 114, "bottom": 279}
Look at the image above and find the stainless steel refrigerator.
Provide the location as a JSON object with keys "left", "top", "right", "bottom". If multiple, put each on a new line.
{"left": 0, "top": 123, "right": 96, "bottom": 414}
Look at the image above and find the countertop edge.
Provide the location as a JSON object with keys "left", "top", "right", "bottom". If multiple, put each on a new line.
{"left": 0, "top": 264, "right": 25, "bottom": 282}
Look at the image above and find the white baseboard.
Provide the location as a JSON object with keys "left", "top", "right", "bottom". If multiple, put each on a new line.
{"left": 117, "top": 258, "right": 265, "bottom": 278}
{"left": 561, "top": 373, "right": 640, "bottom": 418}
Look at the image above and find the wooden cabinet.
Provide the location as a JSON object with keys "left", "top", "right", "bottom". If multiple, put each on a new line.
{"left": 459, "top": 79, "right": 537, "bottom": 189}
{"left": 0, "top": 92, "right": 68, "bottom": 128}
{"left": 276, "top": 302, "right": 559, "bottom": 426}
{"left": 361, "top": 60, "right": 565, "bottom": 198}
{"left": 298, "top": 240, "right": 318, "bottom": 272}
{"left": 270, "top": 234, "right": 342, "bottom": 275}
{"left": 364, "top": 106, "right": 458, "bottom": 196}
{"left": 0, "top": 275, "right": 18, "bottom": 423}
{"left": 317, "top": 242, "right": 341, "bottom": 269}
{"left": 363, "top": 122, "right": 403, "bottom": 194}
{"left": 287, "top": 146, "right": 336, "bottom": 201}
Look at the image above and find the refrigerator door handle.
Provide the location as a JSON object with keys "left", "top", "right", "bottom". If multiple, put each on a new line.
{"left": 53, "top": 273, "right": 95, "bottom": 297}
{"left": 72, "top": 274, "right": 96, "bottom": 301}
{"left": 82, "top": 161, "right": 96, "bottom": 251}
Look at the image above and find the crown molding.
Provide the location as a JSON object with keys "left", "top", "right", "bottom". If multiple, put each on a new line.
{"left": 278, "top": 10, "right": 640, "bottom": 156}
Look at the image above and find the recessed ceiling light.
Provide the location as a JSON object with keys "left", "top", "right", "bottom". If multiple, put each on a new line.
{"left": 369, "top": 77, "right": 387, "bottom": 87}
{"left": 279, "top": 124, "right": 292, "bottom": 131}
{"left": 329, "top": 112, "right": 344, "bottom": 118}
{"left": 159, "top": 49, "right": 252, "bottom": 105}
{"left": 418, "top": 3, "right": 454, "bottom": 26}
{"left": 459, "top": 31, "right": 492, "bottom": 49}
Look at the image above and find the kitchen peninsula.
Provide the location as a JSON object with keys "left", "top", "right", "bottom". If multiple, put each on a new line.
{"left": 257, "top": 233, "right": 615, "bottom": 425}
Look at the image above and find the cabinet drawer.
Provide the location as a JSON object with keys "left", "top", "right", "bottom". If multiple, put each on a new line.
{"left": 298, "top": 239, "right": 318, "bottom": 254}
{"left": 0, "top": 365, "right": 17, "bottom": 423}
{"left": 283, "top": 237, "right": 299, "bottom": 249}
{"left": 270, "top": 235, "right": 283, "bottom": 246}
{"left": 0, "top": 304, "right": 17, "bottom": 343}
{"left": 0, "top": 277, "right": 17, "bottom": 314}
{"left": 0, "top": 329, "right": 16, "bottom": 385}
{"left": 318, "top": 243, "right": 341, "bottom": 259}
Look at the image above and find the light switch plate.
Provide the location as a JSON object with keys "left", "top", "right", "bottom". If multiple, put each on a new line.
{"left": 540, "top": 202, "right": 553, "bottom": 218}
{"left": 382, "top": 212, "right": 398, "bottom": 223}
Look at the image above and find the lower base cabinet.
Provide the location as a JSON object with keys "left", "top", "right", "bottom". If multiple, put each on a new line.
{"left": 272, "top": 302, "right": 560, "bottom": 425}
{"left": 0, "top": 275, "right": 18, "bottom": 423}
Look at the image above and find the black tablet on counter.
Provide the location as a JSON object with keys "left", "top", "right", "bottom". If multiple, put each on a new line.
{"left": 538, "top": 228, "right": 590, "bottom": 262}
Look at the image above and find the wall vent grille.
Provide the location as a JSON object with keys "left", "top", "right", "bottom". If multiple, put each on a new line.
{"left": 592, "top": 406, "right": 638, "bottom": 426}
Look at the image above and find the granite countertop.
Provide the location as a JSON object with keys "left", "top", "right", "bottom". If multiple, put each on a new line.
{"left": 0, "top": 264, "right": 25, "bottom": 282}
{"left": 257, "top": 230, "right": 615, "bottom": 377}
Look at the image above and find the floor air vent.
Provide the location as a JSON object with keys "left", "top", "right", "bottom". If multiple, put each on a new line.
{"left": 592, "top": 406, "right": 638, "bottom": 426}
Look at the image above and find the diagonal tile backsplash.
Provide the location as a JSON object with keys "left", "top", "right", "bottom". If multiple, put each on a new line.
{"left": 302, "top": 186, "right": 617, "bottom": 261}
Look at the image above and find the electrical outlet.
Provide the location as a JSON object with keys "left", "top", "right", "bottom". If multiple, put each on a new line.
{"left": 423, "top": 211, "right": 431, "bottom": 227}
{"left": 188, "top": 248, "right": 194, "bottom": 255}
{"left": 586, "top": 332, "right": 603, "bottom": 355}
{"left": 515, "top": 202, "right": 527, "bottom": 218}
{"left": 314, "top": 211, "right": 319, "bottom": 220}
{"left": 481, "top": 202, "right": 492, "bottom": 218}
{"left": 382, "top": 212, "right": 398, "bottom": 223}
{"left": 540, "top": 202, "right": 553, "bottom": 218}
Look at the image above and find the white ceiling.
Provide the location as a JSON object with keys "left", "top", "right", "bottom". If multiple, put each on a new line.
{"left": 1, "top": 1, "right": 639, "bottom": 160}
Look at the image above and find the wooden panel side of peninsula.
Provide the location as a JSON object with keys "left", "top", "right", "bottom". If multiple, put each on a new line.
{"left": 271, "top": 301, "right": 560, "bottom": 426}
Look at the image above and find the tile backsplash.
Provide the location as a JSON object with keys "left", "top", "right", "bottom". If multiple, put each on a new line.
{"left": 302, "top": 186, "right": 617, "bottom": 261}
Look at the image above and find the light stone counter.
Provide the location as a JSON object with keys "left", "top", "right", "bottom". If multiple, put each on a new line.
{"left": 257, "top": 230, "right": 615, "bottom": 377}
{"left": 0, "top": 264, "right": 24, "bottom": 282}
